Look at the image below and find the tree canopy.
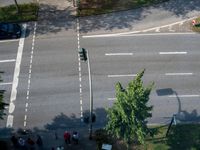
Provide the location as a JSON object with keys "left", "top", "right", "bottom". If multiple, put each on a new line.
{"left": 106, "top": 69, "right": 154, "bottom": 147}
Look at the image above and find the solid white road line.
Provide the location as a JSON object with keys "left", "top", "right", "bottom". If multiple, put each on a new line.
{"left": 83, "top": 32, "right": 196, "bottom": 38}
{"left": 105, "top": 53, "right": 133, "bottom": 56}
{"left": 108, "top": 74, "right": 137, "bottom": 78}
{"left": 165, "top": 73, "right": 193, "bottom": 76}
{"left": 159, "top": 52, "right": 187, "bottom": 55}
{"left": 0, "top": 39, "right": 19, "bottom": 43}
{"left": 6, "top": 24, "right": 27, "bottom": 128}
{"left": 168, "top": 95, "right": 200, "bottom": 98}
{"left": 0, "top": 59, "right": 16, "bottom": 63}
{"left": 0, "top": 82, "right": 12, "bottom": 86}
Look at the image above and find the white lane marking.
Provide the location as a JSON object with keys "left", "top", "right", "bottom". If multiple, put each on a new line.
{"left": 83, "top": 17, "right": 197, "bottom": 38}
{"left": 0, "top": 59, "right": 16, "bottom": 63}
{"left": 105, "top": 53, "right": 133, "bottom": 56}
{"left": 108, "top": 74, "right": 137, "bottom": 78}
{"left": 168, "top": 95, "right": 200, "bottom": 98}
{"left": 6, "top": 24, "right": 27, "bottom": 128}
{"left": 77, "top": 18, "right": 83, "bottom": 120}
{"left": 0, "top": 39, "right": 19, "bottom": 43}
{"left": 159, "top": 52, "right": 187, "bottom": 55}
{"left": 0, "top": 82, "right": 12, "bottom": 86}
{"left": 155, "top": 28, "right": 160, "bottom": 32}
{"left": 83, "top": 32, "right": 196, "bottom": 38}
{"left": 108, "top": 98, "right": 116, "bottom": 101}
{"left": 23, "top": 22, "right": 37, "bottom": 128}
{"left": 165, "top": 73, "right": 193, "bottom": 76}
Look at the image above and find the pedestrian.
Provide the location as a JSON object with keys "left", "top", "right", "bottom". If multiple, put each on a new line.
{"left": 26, "top": 137, "right": 35, "bottom": 150}
{"left": 11, "top": 134, "right": 18, "bottom": 147}
{"left": 72, "top": 131, "right": 79, "bottom": 144}
{"left": 63, "top": 131, "right": 71, "bottom": 144}
{"left": 36, "top": 135, "right": 43, "bottom": 146}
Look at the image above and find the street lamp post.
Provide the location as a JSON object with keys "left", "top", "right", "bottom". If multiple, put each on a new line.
{"left": 78, "top": 48, "right": 93, "bottom": 140}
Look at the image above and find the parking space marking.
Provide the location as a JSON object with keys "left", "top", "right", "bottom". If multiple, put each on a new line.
{"left": 0, "top": 39, "right": 19, "bottom": 43}
{"left": 165, "top": 73, "right": 193, "bottom": 76}
{"left": 105, "top": 53, "right": 133, "bottom": 56}
{"left": 159, "top": 52, "right": 187, "bottom": 55}
{"left": 0, "top": 59, "right": 16, "bottom": 63}
{"left": 6, "top": 24, "right": 27, "bottom": 128}
{"left": 0, "top": 82, "right": 12, "bottom": 86}
{"left": 108, "top": 74, "right": 137, "bottom": 78}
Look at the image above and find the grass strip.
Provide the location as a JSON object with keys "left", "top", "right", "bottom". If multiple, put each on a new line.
{"left": 192, "top": 17, "right": 200, "bottom": 32}
{"left": 0, "top": 3, "right": 39, "bottom": 22}
{"left": 78, "top": 0, "right": 169, "bottom": 16}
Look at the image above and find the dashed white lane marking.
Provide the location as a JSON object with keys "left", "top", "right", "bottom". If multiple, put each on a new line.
{"left": 168, "top": 95, "right": 200, "bottom": 98}
{"left": 77, "top": 18, "right": 83, "bottom": 120}
{"left": 0, "top": 82, "right": 12, "bottom": 86}
{"left": 108, "top": 95, "right": 200, "bottom": 100}
{"left": 0, "top": 59, "right": 16, "bottom": 63}
{"left": 6, "top": 24, "right": 27, "bottom": 128}
{"left": 108, "top": 74, "right": 137, "bottom": 78}
{"left": 105, "top": 53, "right": 133, "bottom": 56}
{"left": 23, "top": 22, "right": 37, "bottom": 128}
{"left": 165, "top": 73, "right": 193, "bottom": 76}
{"left": 159, "top": 52, "right": 187, "bottom": 55}
{"left": 0, "top": 39, "right": 19, "bottom": 43}
{"left": 108, "top": 98, "right": 116, "bottom": 101}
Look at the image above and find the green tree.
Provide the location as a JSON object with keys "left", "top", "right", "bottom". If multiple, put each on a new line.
{"left": 0, "top": 75, "right": 7, "bottom": 120}
{"left": 106, "top": 69, "right": 154, "bottom": 149}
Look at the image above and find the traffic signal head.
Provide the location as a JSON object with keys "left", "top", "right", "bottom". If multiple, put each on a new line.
{"left": 79, "top": 48, "right": 87, "bottom": 61}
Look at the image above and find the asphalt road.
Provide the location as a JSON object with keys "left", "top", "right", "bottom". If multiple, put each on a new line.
{"left": 80, "top": 33, "right": 200, "bottom": 124}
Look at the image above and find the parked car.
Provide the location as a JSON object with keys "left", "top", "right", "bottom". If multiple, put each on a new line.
{"left": 0, "top": 23, "right": 21, "bottom": 39}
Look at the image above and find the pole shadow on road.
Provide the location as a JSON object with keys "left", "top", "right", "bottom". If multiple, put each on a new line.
{"left": 156, "top": 88, "right": 200, "bottom": 123}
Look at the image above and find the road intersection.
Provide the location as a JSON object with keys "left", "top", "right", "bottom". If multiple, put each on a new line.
{"left": 0, "top": 0, "right": 200, "bottom": 135}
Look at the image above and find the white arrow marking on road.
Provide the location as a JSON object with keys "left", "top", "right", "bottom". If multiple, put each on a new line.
{"left": 0, "top": 59, "right": 16, "bottom": 63}
{"left": 0, "top": 82, "right": 12, "bottom": 86}
{"left": 165, "top": 73, "right": 193, "bottom": 76}
{"left": 168, "top": 95, "right": 200, "bottom": 98}
{"left": 105, "top": 53, "right": 133, "bottom": 56}
{"left": 108, "top": 74, "right": 137, "bottom": 78}
{"left": 159, "top": 52, "right": 187, "bottom": 55}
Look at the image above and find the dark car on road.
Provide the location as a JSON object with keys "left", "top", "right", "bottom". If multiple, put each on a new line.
{"left": 0, "top": 23, "right": 21, "bottom": 39}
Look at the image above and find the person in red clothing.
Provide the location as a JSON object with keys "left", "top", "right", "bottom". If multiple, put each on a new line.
{"left": 63, "top": 131, "right": 71, "bottom": 144}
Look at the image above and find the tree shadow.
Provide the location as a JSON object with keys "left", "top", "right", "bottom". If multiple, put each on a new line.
{"left": 167, "top": 124, "right": 200, "bottom": 150}
{"left": 36, "top": 3, "right": 76, "bottom": 36}
{"left": 0, "top": 107, "right": 107, "bottom": 149}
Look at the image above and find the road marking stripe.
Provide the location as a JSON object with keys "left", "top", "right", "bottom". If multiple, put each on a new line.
{"left": 108, "top": 74, "right": 137, "bottom": 78}
{"left": 165, "top": 73, "right": 193, "bottom": 76}
{"left": 0, "top": 39, "right": 19, "bottom": 43}
{"left": 168, "top": 95, "right": 200, "bottom": 98}
{"left": 0, "top": 59, "right": 16, "bottom": 63}
{"left": 0, "top": 82, "right": 12, "bottom": 86}
{"left": 6, "top": 24, "right": 27, "bottom": 128}
{"left": 105, "top": 53, "right": 133, "bottom": 56}
{"left": 159, "top": 52, "right": 187, "bottom": 55}
{"left": 108, "top": 98, "right": 116, "bottom": 101}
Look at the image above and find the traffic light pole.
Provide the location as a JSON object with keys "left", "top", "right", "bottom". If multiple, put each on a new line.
{"left": 87, "top": 51, "right": 93, "bottom": 140}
